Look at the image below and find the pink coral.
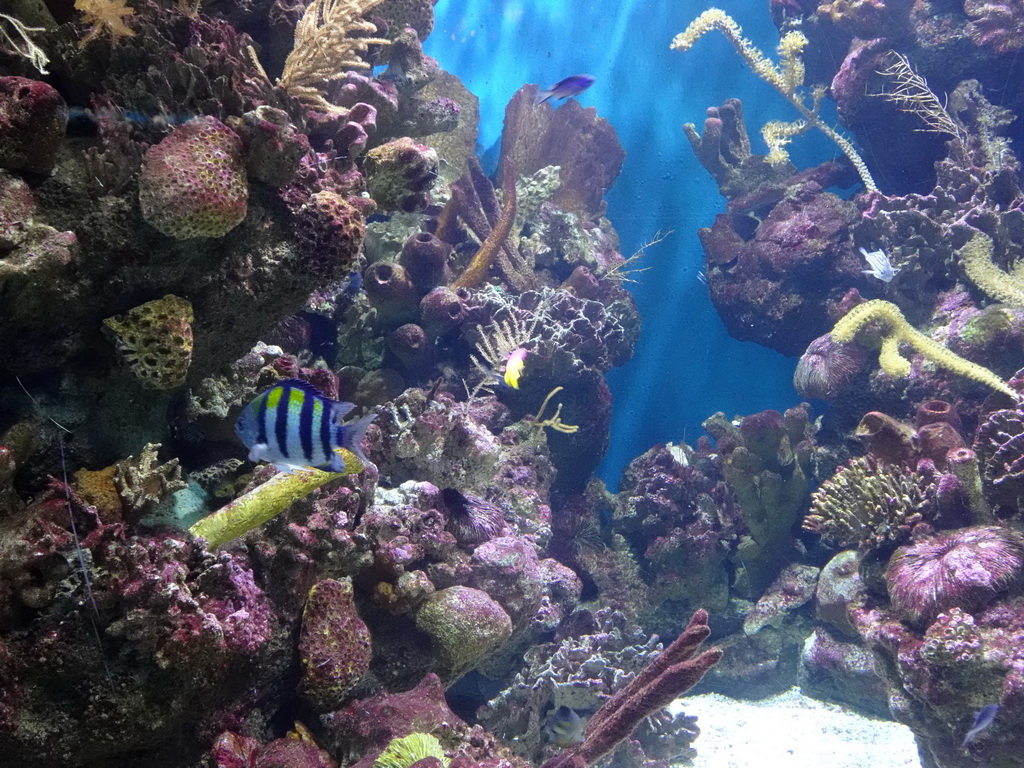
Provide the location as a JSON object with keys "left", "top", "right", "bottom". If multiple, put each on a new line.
{"left": 965, "top": 0, "right": 1024, "bottom": 54}
{"left": 886, "top": 526, "right": 1024, "bottom": 625}
{"left": 138, "top": 116, "right": 248, "bottom": 239}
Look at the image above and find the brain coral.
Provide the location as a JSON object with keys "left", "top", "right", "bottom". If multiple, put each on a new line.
{"left": 138, "top": 116, "right": 248, "bottom": 239}
{"left": 102, "top": 294, "right": 194, "bottom": 389}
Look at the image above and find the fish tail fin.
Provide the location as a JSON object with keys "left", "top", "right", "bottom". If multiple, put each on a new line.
{"left": 534, "top": 90, "right": 552, "bottom": 106}
{"left": 333, "top": 412, "right": 377, "bottom": 469}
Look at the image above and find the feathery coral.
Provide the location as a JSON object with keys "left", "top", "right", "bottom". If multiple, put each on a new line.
{"left": 75, "top": 0, "right": 135, "bottom": 48}
{"left": 831, "top": 299, "right": 1019, "bottom": 400}
{"left": 190, "top": 462, "right": 362, "bottom": 549}
{"left": 876, "top": 52, "right": 965, "bottom": 146}
{"left": 671, "top": 8, "right": 876, "bottom": 191}
{"left": 278, "top": 0, "right": 389, "bottom": 112}
{"left": 0, "top": 13, "right": 49, "bottom": 73}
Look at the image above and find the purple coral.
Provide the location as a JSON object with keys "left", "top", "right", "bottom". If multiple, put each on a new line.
{"left": 886, "top": 526, "right": 1024, "bottom": 625}
{"left": 793, "top": 332, "right": 869, "bottom": 399}
{"left": 965, "top": 0, "right": 1024, "bottom": 54}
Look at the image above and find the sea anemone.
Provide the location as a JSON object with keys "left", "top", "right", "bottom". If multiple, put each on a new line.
{"left": 886, "top": 526, "right": 1024, "bottom": 625}
{"left": 793, "top": 333, "right": 869, "bottom": 400}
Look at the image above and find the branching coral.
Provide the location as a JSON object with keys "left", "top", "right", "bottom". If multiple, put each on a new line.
{"left": 452, "top": 158, "right": 518, "bottom": 289}
{"left": 804, "top": 456, "right": 934, "bottom": 551}
{"left": 671, "top": 8, "right": 877, "bottom": 191}
{"left": 0, "top": 13, "right": 49, "bottom": 73}
{"left": 876, "top": 52, "right": 965, "bottom": 148}
{"left": 75, "top": 0, "right": 135, "bottom": 48}
{"left": 278, "top": 0, "right": 389, "bottom": 112}
{"left": 830, "top": 299, "right": 1020, "bottom": 399}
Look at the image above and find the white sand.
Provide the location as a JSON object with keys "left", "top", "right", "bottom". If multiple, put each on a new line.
{"left": 669, "top": 688, "right": 922, "bottom": 768}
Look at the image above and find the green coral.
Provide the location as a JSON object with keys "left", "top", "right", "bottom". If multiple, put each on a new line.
{"left": 961, "top": 232, "right": 1024, "bottom": 307}
{"left": 374, "top": 733, "right": 450, "bottom": 768}
{"left": 803, "top": 456, "right": 933, "bottom": 550}
{"left": 831, "top": 299, "right": 1019, "bottom": 400}
{"left": 414, "top": 585, "right": 512, "bottom": 683}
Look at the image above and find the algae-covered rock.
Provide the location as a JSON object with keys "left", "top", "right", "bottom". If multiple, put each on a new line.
{"left": 414, "top": 585, "right": 511, "bottom": 683}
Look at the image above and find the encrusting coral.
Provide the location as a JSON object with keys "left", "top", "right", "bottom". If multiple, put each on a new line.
{"left": 101, "top": 294, "right": 195, "bottom": 390}
{"left": 830, "top": 299, "right": 1020, "bottom": 400}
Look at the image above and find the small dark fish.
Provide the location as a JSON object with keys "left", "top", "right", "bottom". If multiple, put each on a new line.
{"left": 535, "top": 74, "right": 595, "bottom": 105}
{"left": 235, "top": 378, "right": 375, "bottom": 472}
{"left": 961, "top": 703, "right": 999, "bottom": 749}
{"left": 543, "top": 706, "right": 586, "bottom": 747}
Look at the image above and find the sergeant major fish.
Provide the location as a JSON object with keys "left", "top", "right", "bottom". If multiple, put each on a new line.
{"left": 235, "top": 379, "right": 375, "bottom": 472}
{"left": 535, "top": 74, "right": 595, "bottom": 105}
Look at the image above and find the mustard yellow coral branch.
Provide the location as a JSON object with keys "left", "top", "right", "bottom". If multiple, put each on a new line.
{"left": 831, "top": 299, "right": 1019, "bottom": 400}
{"left": 189, "top": 454, "right": 362, "bottom": 549}
{"left": 961, "top": 232, "right": 1024, "bottom": 307}
{"left": 671, "top": 8, "right": 877, "bottom": 192}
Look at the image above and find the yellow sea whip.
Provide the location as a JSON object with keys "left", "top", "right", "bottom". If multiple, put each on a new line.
{"left": 190, "top": 452, "right": 363, "bottom": 549}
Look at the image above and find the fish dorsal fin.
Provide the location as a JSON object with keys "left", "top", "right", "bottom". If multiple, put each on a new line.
{"left": 329, "top": 400, "right": 356, "bottom": 423}
{"left": 275, "top": 378, "right": 334, "bottom": 400}
{"left": 275, "top": 378, "right": 356, "bottom": 422}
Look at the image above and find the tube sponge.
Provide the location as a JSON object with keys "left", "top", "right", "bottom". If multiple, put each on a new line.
{"left": 830, "top": 299, "right": 1019, "bottom": 400}
{"left": 189, "top": 454, "right": 362, "bottom": 549}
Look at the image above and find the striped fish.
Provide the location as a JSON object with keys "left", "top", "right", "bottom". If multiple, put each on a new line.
{"left": 234, "top": 379, "right": 375, "bottom": 472}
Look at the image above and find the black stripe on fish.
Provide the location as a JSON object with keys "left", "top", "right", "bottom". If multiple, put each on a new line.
{"left": 320, "top": 400, "right": 333, "bottom": 468}
{"left": 274, "top": 385, "right": 291, "bottom": 459}
{"left": 256, "top": 391, "right": 268, "bottom": 446}
{"left": 299, "top": 387, "right": 315, "bottom": 463}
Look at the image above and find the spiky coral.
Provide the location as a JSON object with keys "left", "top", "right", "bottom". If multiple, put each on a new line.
{"left": 830, "top": 299, "right": 1020, "bottom": 400}
{"left": 804, "top": 456, "right": 934, "bottom": 551}
{"left": 75, "top": 0, "right": 135, "bottom": 48}
{"left": 671, "top": 8, "right": 876, "bottom": 191}
{"left": 278, "top": 0, "right": 389, "bottom": 112}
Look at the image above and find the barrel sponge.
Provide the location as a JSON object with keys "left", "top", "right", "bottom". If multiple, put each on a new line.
{"left": 102, "top": 294, "right": 194, "bottom": 390}
{"left": 139, "top": 116, "right": 248, "bottom": 239}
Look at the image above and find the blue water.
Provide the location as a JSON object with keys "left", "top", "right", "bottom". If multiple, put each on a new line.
{"left": 426, "top": 0, "right": 848, "bottom": 488}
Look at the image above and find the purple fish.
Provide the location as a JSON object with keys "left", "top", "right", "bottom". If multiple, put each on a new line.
{"left": 535, "top": 74, "right": 595, "bottom": 105}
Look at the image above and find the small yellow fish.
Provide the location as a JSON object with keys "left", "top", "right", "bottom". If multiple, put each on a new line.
{"left": 504, "top": 348, "right": 528, "bottom": 389}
